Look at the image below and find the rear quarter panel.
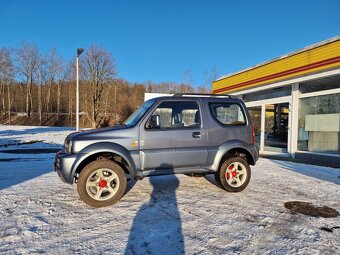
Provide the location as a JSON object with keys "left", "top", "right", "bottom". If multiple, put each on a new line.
{"left": 203, "top": 98, "right": 254, "bottom": 169}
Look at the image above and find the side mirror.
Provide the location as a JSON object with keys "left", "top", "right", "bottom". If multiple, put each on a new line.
{"left": 147, "top": 115, "right": 160, "bottom": 129}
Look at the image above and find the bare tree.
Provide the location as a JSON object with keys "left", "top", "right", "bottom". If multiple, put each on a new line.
{"left": 14, "top": 42, "right": 39, "bottom": 117}
{"left": 81, "top": 45, "right": 116, "bottom": 128}
{"left": 45, "top": 49, "right": 61, "bottom": 115}
{"left": 0, "top": 48, "right": 14, "bottom": 122}
{"left": 0, "top": 48, "right": 8, "bottom": 113}
{"left": 182, "top": 69, "right": 193, "bottom": 86}
{"left": 37, "top": 55, "right": 47, "bottom": 125}
{"left": 197, "top": 86, "right": 210, "bottom": 93}
{"left": 65, "top": 60, "right": 77, "bottom": 126}
{"left": 1, "top": 42, "right": 208, "bottom": 128}
{"left": 55, "top": 56, "right": 63, "bottom": 117}
{"left": 180, "top": 69, "right": 195, "bottom": 93}
{"left": 145, "top": 80, "right": 153, "bottom": 93}
{"left": 203, "top": 65, "right": 219, "bottom": 87}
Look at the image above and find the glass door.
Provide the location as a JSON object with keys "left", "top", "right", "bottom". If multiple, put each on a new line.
{"left": 264, "top": 103, "right": 289, "bottom": 153}
{"left": 248, "top": 106, "right": 262, "bottom": 147}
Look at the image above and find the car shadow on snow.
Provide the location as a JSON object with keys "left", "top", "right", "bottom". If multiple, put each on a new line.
{"left": 272, "top": 160, "right": 340, "bottom": 185}
{"left": 125, "top": 175, "right": 185, "bottom": 255}
{"left": 0, "top": 149, "right": 56, "bottom": 190}
{"left": 203, "top": 173, "right": 222, "bottom": 189}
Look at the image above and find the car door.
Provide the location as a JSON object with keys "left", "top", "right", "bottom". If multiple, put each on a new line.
{"left": 139, "top": 100, "right": 207, "bottom": 171}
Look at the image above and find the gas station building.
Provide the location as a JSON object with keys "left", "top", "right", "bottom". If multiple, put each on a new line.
{"left": 213, "top": 36, "right": 340, "bottom": 165}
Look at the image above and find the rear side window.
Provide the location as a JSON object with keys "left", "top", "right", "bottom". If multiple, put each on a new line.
{"left": 209, "top": 103, "right": 246, "bottom": 125}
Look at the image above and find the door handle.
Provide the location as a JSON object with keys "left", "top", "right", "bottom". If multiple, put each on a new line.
{"left": 192, "top": 131, "right": 201, "bottom": 138}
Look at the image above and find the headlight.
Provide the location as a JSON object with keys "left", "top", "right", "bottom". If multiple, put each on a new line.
{"left": 64, "top": 139, "right": 72, "bottom": 154}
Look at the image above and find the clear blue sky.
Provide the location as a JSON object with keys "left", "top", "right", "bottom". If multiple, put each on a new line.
{"left": 1, "top": 0, "right": 339, "bottom": 88}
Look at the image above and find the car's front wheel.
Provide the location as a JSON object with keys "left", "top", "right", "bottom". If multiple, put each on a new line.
{"left": 77, "top": 159, "right": 127, "bottom": 207}
{"left": 215, "top": 156, "right": 251, "bottom": 192}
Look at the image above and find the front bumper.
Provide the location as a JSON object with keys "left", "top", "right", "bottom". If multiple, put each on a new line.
{"left": 54, "top": 150, "right": 79, "bottom": 184}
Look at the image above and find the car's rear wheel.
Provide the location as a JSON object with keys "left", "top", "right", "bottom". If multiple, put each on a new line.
{"left": 215, "top": 156, "right": 251, "bottom": 192}
{"left": 77, "top": 159, "right": 127, "bottom": 207}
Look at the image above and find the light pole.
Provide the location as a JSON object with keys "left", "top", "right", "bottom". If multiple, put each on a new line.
{"left": 76, "top": 48, "right": 84, "bottom": 131}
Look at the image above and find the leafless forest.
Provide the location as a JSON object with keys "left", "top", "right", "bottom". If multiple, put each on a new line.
{"left": 0, "top": 43, "right": 216, "bottom": 128}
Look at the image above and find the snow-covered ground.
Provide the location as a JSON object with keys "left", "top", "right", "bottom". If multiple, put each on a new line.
{"left": 0, "top": 125, "right": 339, "bottom": 254}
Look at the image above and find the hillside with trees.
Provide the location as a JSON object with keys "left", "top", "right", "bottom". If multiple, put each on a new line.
{"left": 0, "top": 43, "right": 213, "bottom": 128}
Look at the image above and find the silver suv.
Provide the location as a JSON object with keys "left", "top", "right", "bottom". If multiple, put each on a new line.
{"left": 55, "top": 94, "right": 259, "bottom": 207}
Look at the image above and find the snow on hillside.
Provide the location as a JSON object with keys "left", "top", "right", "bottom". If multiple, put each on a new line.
{"left": 0, "top": 125, "right": 339, "bottom": 254}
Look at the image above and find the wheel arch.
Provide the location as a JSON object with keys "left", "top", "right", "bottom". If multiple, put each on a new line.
{"left": 72, "top": 142, "right": 136, "bottom": 182}
{"left": 212, "top": 140, "right": 256, "bottom": 171}
{"left": 218, "top": 147, "right": 255, "bottom": 169}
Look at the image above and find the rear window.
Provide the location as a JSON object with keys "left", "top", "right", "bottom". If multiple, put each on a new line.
{"left": 209, "top": 103, "right": 246, "bottom": 125}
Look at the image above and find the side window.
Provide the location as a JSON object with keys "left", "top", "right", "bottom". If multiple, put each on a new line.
{"left": 209, "top": 103, "right": 246, "bottom": 125}
{"left": 148, "top": 101, "right": 200, "bottom": 129}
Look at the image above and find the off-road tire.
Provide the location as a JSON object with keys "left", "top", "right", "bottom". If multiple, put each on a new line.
{"left": 215, "top": 156, "right": 251, "bottom": 192}
{"left": 77, "top": 159, "right": 127, "bottom": 207}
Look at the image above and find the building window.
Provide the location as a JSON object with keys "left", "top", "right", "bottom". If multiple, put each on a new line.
{"left": 298, "top": 93, "right": 340, "bottom": 154}
{"left": 300, "top": 75, "right": 340, "bottom": 94}
{"left": 243, "top": 86, "right": 291, "bottom": 102}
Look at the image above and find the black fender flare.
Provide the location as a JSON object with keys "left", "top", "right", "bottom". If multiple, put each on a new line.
{"left": 71, "top": 142, "right": 137, "bottom": 180}
{"left": 212, "top": 140, "right": 255, "bottom": 171}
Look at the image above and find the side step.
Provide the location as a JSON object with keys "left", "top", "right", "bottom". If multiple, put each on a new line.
{"left": 138, "top": 167, "right": 213, "bottom": 179}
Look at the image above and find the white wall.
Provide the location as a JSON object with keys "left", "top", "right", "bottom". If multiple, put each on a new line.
{"left": 144, "top": 92, "right": 173, "bottom": 101}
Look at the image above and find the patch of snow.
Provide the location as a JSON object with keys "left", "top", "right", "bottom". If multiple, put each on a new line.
{"left": 271, "top": 160, "right": 340, "bottom": 185}
{"left": 0, "top": 125, "right": 74, "bottom": 147}
{"left": 0, "top": 125, "right": 339, "bottom": 254}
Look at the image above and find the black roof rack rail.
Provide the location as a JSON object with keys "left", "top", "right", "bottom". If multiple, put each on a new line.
{"left": 173, "top": 93, "right": 232, "bottom": 98}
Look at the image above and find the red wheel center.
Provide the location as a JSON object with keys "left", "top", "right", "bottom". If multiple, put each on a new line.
{"left": 99, "top": 179, "right": 107, "bottom": 188}
{"left": 226, "top": 164, "right": 237, "bottom": 179}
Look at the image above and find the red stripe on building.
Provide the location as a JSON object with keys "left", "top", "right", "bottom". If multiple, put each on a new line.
{"left": 213, "top": 56, "right": 340, "bottom": 94}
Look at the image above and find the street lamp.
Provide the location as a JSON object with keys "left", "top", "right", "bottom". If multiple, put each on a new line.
{"left": 76, "top": 48, "right": 84, "bottom": 131}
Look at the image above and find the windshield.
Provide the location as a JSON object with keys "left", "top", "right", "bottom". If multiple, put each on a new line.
{"left": 124, "top": 98, "right": 158, "bottom": 126}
